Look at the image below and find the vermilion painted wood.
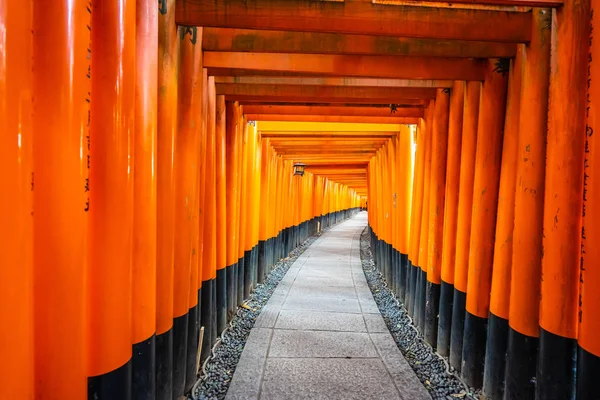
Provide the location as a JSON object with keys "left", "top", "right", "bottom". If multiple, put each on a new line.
{"left": 244, "top": 105, "right": 423, "bottom": 117}
{"left": 176, "top": 0, "right": 531, "bottom": 42}
{"left": 204, "top": 52, "right": 487, "bottom": 81}
{"left": 202, "top": 28, "right": 519, "bottom": 58}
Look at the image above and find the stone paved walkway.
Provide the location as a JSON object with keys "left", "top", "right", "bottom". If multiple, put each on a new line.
{"left": 226, "top": 213, "right": 431, "bottom": 400}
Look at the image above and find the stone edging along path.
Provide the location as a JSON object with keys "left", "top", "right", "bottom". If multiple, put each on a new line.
{"left": 359, "top": 226, "right": 479, "bottom": 400}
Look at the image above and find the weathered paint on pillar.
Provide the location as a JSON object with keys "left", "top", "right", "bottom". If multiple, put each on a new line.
{"left": 407, "top": 120, "right": 426, "bottom": 315}
{"left": 226, "top": 101, "right": 240, "bottom": 314}
{"left": 215, "top": 94, "right": 228, "bottom": 334}
{"left": 505, "top": 8, "right": 552, "bottom": 399}
{"left": 156, "top": 0, "right": 178, "bottom": 396}
{"left": 579, "top": 0, "right": 600, "bottom": 394}
{"left": 450, "top": 81, "right": 481, "bottom": 372}
{"left": 462, "top": 59, "right": 508, "bottom": 389}
{"left": 425, "top": 89, "right": 450, "bottom": 348}
{"left": 483, "top": 46, "right": 523, "bottom": 400}
{"left": 416, "top": 101, "right": 434, "bottom": 333}
{"left": 201, "top": 75, "right": 217, "bottom": 362}
{"left": 172, "top": 25, "right": 201, "bottom": 398}
{"left": 438, "top": 81, "right": 465, "bottom": 357}
{"left": 538, "top": 0, "right": 590, "bottom": 398}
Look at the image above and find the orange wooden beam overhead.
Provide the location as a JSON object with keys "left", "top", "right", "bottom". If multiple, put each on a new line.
{"left": 268, "top": 138, "right": 390, "bottom": 143}
{"left": 214, "top": 76, "right": 454, "bottom": 88}
{"left": 205, "top": 52, "right": 486, "bottom": 81}
{"left": 243, "top": 105, "right": 423, "bottom": 117}
{"left": 248, "top": 115, "right": 421, "bottom": 124}
{"left": 216, "top": 84, "right": 436, "bottom": 104}
{"left": 272, "top": 142, "right": 385, "bottom": 148}
{"left": 241, "top": 99, "right": 427, "bottom": 107}
{"left": 260, "top": 131, "right": 397, "bottom": 138}
{"left": 203, "top": 28, "right": 519, "bottom": 59}
{"left": 176, "top": 0, "right": 531, "bottom": 42}
{"left": 305, "top": 167, "right": 367, "bottom": 173}
{"left": 389, "top": 0, "right": 562, "bottom": 7}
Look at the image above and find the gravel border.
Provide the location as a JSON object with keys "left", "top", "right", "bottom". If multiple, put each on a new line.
{"left": 191, "top": 229, "right": 327, "bottom": 400}
{"left": 360, "top": 227, "right": 480, "bottom": 400}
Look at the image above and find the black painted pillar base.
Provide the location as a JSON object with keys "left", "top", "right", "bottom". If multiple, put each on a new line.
{"left": 386, "top": 243, "right": 393, "bottom": 290}
{"left": 277, "top": 230, "right": 283, "bottom": 261}
{"left": 251, "top": 245, "right": 259, "bottom": 290}
{"left": 200, "top": 279, "right": 214, "bottom": 363}
{"left": 404, "top": 258, "right": 411, "bottom": 307}
{"left": 537, "top": 328, "right": 577, "bottom": 400}
{"left": 155, "top": 328, "right": 173, "bottom": 400}
{"left": 483, "top": 312, "right": 508, "bottom": 400}
{"left": 424, "top": 280, "right": 440, "bottom": 349}
{"left": 417, "top": 269, "right": 427, "bottom": 334}
{"left": 461, "top": 311, "right": 487, "bottom": 388}
{"left": 172, "top": 312, "right": 188, "bottom": 397}
{"left": 268, "top": 236, "right": 275, "bottom": 271}
{"left": 216, "top": 267, "right": 227, "bottom": 333}
{"left": 236, "top": 256, "right": 245, "bottom": 306}
{"left": 132, "top": 335, "right": 156, "bottom": 400}
{"left": 413, "top": 266, "right": 422, "bottom": 327}
{"left": 226, "top": 262, "right": 236, "bottom": 318}
{"left": 437, "top": 281, "right": 454, "bottom": 357}
{"left": 390, "top": 248, "right": 397, "bottom": 295}
{"left": 408, "top": 261, "right": 418, "bottom": 317}
{"left": 578, "top": 345, "right": 600, "bottom": 400}
{"left": 88, "top": 359, "right": 132, "bottom": 400}
{"left": 184, "top": 303, "right": 199, "bottom": 393}
{"left": 399, "top": 253, "right": 408, "bottom": 301}
{"left": 211, "top": 276, "right": 217, "bottom": 341}
{"left": 282, "top": 228, "right": 289, "bottom": 256}
{"left": 258, "top": 240, "right": 267, "bottom": 284}
{"left": 504, "top": 327, "right": 538, "bottom": 400}
{"left": 449, "top": 288, "right": 466, "bottom": 372}
{"left": 243, "top": 249, "right": 252, "bottom": 299}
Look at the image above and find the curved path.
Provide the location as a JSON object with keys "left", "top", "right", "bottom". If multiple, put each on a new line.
{"left": 226, "top": 213, "right": 431, "bottom": 400}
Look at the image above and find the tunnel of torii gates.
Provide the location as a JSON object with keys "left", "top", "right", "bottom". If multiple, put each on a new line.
{"left": 2, "top": 0, "right": 600, "bottom": 399}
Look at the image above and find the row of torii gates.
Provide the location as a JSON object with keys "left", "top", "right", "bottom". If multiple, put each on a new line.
{"left": 1, "top": 0, "right": 599, "bottom": 399}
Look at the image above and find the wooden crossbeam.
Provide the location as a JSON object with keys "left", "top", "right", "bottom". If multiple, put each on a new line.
{"left": 176, "top": 0, "right": 532, "bottom": 42}
{"left": 215, "top": 76, "right": 454, "bottom": 88}
{"left": 387, "top": 0, "right": 562, "bottom": 8}
{"left": 242, "top": 99, "right": 427, "bottom": 106}
{"left": 248, "top": 115, "right": 420, "bottom": 124}
{"left": 260, "top": 131, "right": 397, "bottom": 138}
{"left": 217, "top": 83, "right": 437, "bottom": 99}
{"left": 270, "top": 139, "right": 380, "bottom": 144}
{"left": 243, "top": 105, "right": 424, "bottom": 117}
{"left": 257, "top": 121, "right": 404, "bottom": 131}
{"left": 203, "top": 28, "right": 519, "bottom": 58}
{"left": 204, "top": 52, "right": 486, "bottom": 81}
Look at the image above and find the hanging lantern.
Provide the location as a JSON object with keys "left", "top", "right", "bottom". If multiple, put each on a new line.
{"left": 293, "top": 161, "right": 306, "bottom": 176}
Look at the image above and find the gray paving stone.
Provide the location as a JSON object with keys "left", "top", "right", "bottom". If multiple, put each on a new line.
{"left": 225, "top": 328, "right": 273, "bottom": 400}
{"left": 294, "top": 276, "right": 355, "bottom": 287}
{"left": 285, "top": 284, "right": 359, "bottom": 299}
{"left": 274, "top": 310, "right": 367, "bottom": 332}
{"left": 255, "top": 304, "right": 281, "bottom": 329}
{"left": 359, "top": 301, "right": 381, "bottom": 314}
{"left": 370, "top": 333, "right": 432, "bottom": 400}
{"left": 269, "top": 329, "right": 378, "bottom": 358}
{"left": 261, "top": 358, "right": 401, "bottom": 400}
{"left": 363, "top": 313, "right": 389, "bottom": 333}
{"left": 281, "top": 293, "right": 362, "bottom": 313}
{"left": 296, "top": 270, "right": 353, "bottom": 281}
